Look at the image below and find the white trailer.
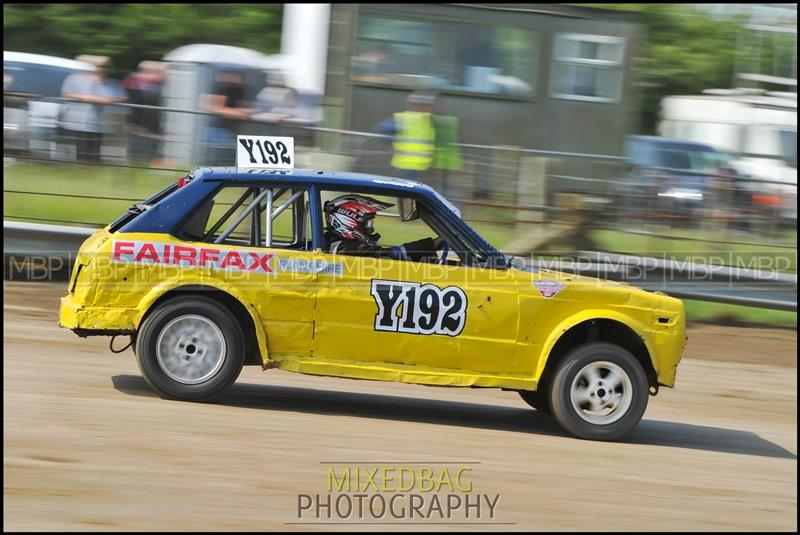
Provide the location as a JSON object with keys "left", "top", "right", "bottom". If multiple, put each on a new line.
{"left": 659, "top": 90, "right": 796, "bottom": 220}
{"left": 659, "top": 90, "right": 796, "bottom": 180}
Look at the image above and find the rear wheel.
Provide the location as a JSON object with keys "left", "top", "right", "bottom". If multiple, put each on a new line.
{"left": 548, "top": 342, "right": 649, "bottom": 441}
{"left": 135, "top": 295, "right": 245, "bottom": 401}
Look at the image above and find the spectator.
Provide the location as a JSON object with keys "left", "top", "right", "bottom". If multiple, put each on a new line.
{"left": 375, "top": 91, "right": 463, "bottom": 198}
{"left": 375, "top": 91, "right": 437, "bottom": 184}
{"left": 201, "top": 69, "right": 253, "bottom": 166}
{"left": 252, "top": 71, "right": 299, "bottom": 125}
{"left": 432, "top": 113, "right": 463, "bottom": 199}
{"left": 123, "top": 60, "right": 166, "bottom": 166}
{"left": 59, "top": 55, "right": 126, "bottom": 162}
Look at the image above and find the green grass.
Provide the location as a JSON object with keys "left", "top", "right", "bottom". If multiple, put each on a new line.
{"left": 3, "top": 161, "right": 521, "bottom": 247}
{"left": 4, "top": 162, "right": 180, "bottom": 226}
{"left": 4, "top": 162, "right": 795, "bottom": 327}
{"left": 683, "top": 299, "right": 796, "bottom": 328}
{"left": 591, "top": 229, "right": 797, "bottom": 273}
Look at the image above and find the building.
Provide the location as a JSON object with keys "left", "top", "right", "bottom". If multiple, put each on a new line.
{"left": 322, "top": 3, "right": 644, "bottom": 157}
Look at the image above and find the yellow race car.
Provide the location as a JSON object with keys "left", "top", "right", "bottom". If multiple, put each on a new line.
{"left": 59, "top": 166, "right": 686, "bottom": 441}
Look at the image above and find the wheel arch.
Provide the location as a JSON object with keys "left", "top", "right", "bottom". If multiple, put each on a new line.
{"left": 134, "top": 280, "right": 269, "bottom": 366}
{"left": 535, "top": 312, "right": 658, "bottom": 393}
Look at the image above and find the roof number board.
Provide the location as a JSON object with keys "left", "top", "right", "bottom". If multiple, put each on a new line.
{"left": 236, "top": 135, "right": 294, "bottom": 171}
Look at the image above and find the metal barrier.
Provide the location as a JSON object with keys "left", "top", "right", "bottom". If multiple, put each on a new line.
{"left": 544, "top": 251, "right": 797, "bottom": 312}
{"left": 3, "top": 220, "right": 796, "bottom": 311}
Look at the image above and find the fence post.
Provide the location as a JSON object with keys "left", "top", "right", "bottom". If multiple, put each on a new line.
{"left": 489, "top": 145, "right": 520, "bottom": 205}
{"left": 516, "top": 156, "right": 548, "bottom": 230}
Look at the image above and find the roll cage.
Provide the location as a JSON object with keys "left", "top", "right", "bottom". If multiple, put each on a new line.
{"left": 115, "top": 168, "right": 510, "bottom": 269}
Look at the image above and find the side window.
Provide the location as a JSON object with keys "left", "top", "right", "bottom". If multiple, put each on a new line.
{"left": 180, "top": 185, "right": 311, "bottom": 249}
{"left": 320, "top": 189, "right": 507, "bottom": 268}
{"left": 321, "top": 191, "right": 435, "bottom": 248}
{"left": 3, "top": 62, "right": 72, "bottom": 98}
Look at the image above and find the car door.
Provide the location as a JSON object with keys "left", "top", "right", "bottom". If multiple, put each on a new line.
{"left": 312, "top": 193, "right": 520, "bottom": 376}
{"left": 177, "top": 183, "right": 319, "bottom": 358}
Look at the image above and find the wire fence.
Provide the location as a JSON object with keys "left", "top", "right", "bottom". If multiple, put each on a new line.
{"left": 4, "top": 93, "right": 797, "bottom": 255}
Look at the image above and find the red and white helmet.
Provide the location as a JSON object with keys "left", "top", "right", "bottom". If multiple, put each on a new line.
{"left": 324, "top": 194, "right": 393, "bottom": 244}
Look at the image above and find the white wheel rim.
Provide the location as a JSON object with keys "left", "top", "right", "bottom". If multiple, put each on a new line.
{"left": 156, "top": 314, "right": 226, "bottom": 385}
{"left": 569, "top": 361, "right": 633, "bottom": 425}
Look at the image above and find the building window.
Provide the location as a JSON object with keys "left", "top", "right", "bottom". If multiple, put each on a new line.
{"left": 351, "top": 15, "right": 536, "bottom": 97}
{"left": 551, "top": 33, "right": 625, "bottom": 102}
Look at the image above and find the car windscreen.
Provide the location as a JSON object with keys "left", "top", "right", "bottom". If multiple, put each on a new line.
{"left": 3, "top": 62, "right": 81, "bottom": 98}
{"left": 419, "top": 200, "right": 508, "bottom": 269}
{"left": 655, "top": 149, "right": 692, "bottom": 170}
{"left": 656, "top": 147, "right": 722, "bottom": 172}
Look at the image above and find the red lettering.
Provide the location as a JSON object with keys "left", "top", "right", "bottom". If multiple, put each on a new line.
{"left": 172, "top": 245, "right": 197, "bottom": 266}
{"left": 199, "top": 248, "right": 220, "bottom": 267}
{"left": 163, "top": 244, "right": 171, "bottom": 261}
{"left": 247, "top": 252, "right": 273, "bottom": 272}
{"left": 219, "top": 250, "right": 245, "bottom": 270}
{"left": 113, "top": 241, "right": 135, "bottom": 260}
{"left": 135, "top": 243, "right": 160, "bottom": 263}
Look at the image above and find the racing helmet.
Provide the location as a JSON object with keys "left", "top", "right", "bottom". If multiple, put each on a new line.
{"left": 324, "top": 194, "right": 394, "bottom": 244}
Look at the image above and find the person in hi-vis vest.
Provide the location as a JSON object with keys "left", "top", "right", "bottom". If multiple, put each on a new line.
{"left": 431, "top": 113, "right": 463, "bottom": 199}
{"left": 376, "top": 91, "right": 463, "bottom": 197}
{"left": 375, "top": 91, "right": 437, "bottom": 183}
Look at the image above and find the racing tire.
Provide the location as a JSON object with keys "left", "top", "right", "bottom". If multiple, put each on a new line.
{"left": 135, "top": 295, "right": 245, "bottom": 402}
{"left": 518, "top": 388, "right": 550, "bottom": 413}
{"left": 548, "top": 342, "right": 648, "bottom": 441}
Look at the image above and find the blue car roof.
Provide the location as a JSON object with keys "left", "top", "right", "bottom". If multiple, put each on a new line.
{"left": 190, "top": 167, "right": 430, "bottom": 193}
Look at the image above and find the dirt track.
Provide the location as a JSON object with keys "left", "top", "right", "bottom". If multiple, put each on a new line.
{"left": 3, "top": 282, "right": 797, "bottom": 531}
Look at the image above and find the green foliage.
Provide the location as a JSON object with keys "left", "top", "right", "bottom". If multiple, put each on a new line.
{"left": 581, "top": 4, "right": 746, "bottom": 133}
{"left": 3, "top": 3, "right": 283, "bottom": 79}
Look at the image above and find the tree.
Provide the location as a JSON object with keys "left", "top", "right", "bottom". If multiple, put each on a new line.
{"left": 583, "top": 4, "right": 745, "bottom": 133}
{"left": 3, "top": 3, "right": 283, "bottom": 79}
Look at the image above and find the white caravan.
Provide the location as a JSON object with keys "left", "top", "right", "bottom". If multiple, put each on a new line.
{"left": 659, "top": 90, "right": 796, "bottom": 221}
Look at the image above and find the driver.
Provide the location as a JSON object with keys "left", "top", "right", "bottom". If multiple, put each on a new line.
{"left": 323, "top": 194, "right": 443, "bottom": 262}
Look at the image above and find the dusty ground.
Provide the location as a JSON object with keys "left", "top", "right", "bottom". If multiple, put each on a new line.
{"left": 3, "top": 281, "right": 797, "bottom": 531}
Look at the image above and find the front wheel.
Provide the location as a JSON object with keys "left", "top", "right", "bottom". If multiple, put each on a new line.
{"left": 518, "top": 388, "right": 550, "bottom": 413}
{"left": 548, "top": 342, "right": 649, "bottom": 441}
{"left": 135, "top": 295, "right": 245, "bottom": 401}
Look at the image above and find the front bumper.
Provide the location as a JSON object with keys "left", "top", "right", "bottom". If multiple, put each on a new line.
{"left": 59, "top": 294, "right": 138, "bottom": 334}
{"left": 651, "top": 309, "right": 687, "bottom": 388}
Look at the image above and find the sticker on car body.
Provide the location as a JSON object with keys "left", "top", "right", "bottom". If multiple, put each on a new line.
{"left": 113, "top": 241, "right": 276, "bottom": 274}
{"left": 533, "top": 279, "right": 565, "bottom": 298}
{"left": 277, "top": 257, "right": 343, "bottom": 276}
{"left": 370, "top": 279, "right": 467, "bottom": 337}
{"left": 112, "top": 241, "right": 344, "bottom": 277}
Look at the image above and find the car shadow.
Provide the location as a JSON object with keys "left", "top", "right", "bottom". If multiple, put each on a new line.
{"left": 112, "top": 375, "right": 796, "bottom": 460}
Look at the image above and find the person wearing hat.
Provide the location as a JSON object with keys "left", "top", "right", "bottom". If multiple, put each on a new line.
{"left": 375, "top": 91, "right": 463, "bottom": 197}
{"left": 376, "top": 91, "right": 438, "bottom": 183}
{"left": 60, "top": 55, "right": 126, "bottom": 162}
{"left": 252, "top": 71, "right": 300, "bottom": 124}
